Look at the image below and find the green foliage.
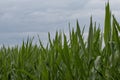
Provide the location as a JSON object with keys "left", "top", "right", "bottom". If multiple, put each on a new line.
{"left": 104, "top": 2, "right": 111, "bottom": 45}
{"left": 0, "top": 2, "right": 120, "bottom": 80}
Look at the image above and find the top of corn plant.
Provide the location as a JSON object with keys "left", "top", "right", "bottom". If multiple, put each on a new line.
{"left": 0, "top": 2, "right": 120, "bottom": 80}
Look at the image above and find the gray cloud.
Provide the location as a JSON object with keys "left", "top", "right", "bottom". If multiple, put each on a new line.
{"left": 0, "top": 0, "right": 120, "bottom": 46}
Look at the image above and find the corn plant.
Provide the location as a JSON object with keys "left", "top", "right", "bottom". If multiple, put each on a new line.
{"left": 0, "top": 2, "right": 120, "bottom": 80}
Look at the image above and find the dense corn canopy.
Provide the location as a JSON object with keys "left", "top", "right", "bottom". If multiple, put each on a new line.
{"left": 0, "top": 2, "right": 120, "bottom": 80}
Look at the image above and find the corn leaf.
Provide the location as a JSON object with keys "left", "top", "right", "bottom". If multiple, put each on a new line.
{"left": 104, "top": 2, "right": 111, "bottom": 45}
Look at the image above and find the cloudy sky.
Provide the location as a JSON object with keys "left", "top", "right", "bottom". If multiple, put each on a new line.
{"left": 0, "top": 0, "right": 120, "bottom": 46}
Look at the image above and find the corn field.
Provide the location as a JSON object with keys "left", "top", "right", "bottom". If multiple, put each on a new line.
{"left": 0, "top": 2, "right": 120, "bottom": 80}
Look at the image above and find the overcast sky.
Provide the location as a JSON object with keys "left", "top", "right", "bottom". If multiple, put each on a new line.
{"left": 0, "top": 0, "right": 120, "bottom": 46}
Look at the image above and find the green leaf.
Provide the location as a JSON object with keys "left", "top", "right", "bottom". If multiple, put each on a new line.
{"left": 113, "top": 15, "right": 120, "bottom": 32}
{"left": 112, "top": 18, "right": 119, "bottom": 43}
{"left": 76, "top": 20, "right": 86, "bottom": 55}
{"left": 104, "top": 2, "right": 111, "bottom": 45}
{"left": 88, "top": 16, "right": 93, "bottom": 54}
